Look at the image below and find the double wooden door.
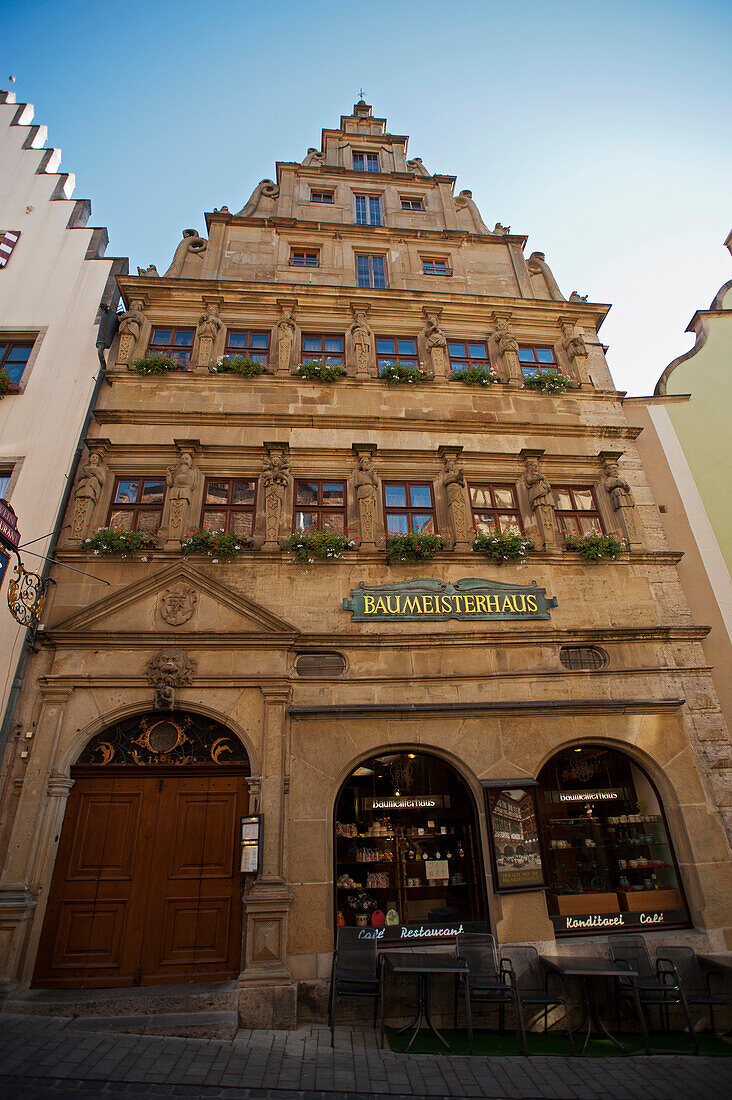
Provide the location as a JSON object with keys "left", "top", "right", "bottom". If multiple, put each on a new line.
{"left": 34, "top": 769, "right": 248, "bottom": 988}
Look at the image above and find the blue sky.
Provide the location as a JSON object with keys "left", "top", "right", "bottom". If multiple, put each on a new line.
{"left": 4, "top": 0, "right": 731, "bottom": 395}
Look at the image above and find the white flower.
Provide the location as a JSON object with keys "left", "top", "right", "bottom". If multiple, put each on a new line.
{"left": 212, "top": 558, "right": 219, "bottom": 564}
{"left": 140, "top": 556, "right": 148, "bottom": 562}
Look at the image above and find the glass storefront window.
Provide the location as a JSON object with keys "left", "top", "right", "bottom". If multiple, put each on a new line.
{"left": 537, "top": 746, "right": 689, "bottom": 935}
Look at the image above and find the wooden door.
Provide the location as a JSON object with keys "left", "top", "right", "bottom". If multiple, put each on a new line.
{"left": 33, "top": 769, "right": 248, "bottom": 988}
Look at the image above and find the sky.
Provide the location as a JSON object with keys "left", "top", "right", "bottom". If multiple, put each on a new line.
{"left": 4, "top": 0, "right": 731, "bottom": 396}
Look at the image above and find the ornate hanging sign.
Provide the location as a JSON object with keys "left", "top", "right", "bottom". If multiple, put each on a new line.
{"left": 7, "top": 559, "right": 47, "bottom": 626}
{"left": 0, "top": 499, "right": 20, "bottom": 549}
{"left": 343, "top": 578, "right": 557, "bottom": 623}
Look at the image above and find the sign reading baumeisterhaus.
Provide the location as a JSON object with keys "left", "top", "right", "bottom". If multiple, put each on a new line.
{"left": 343, "top": 578, "right": 558, "bottom": 622}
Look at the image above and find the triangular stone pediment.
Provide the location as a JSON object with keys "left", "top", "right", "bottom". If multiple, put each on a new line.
{"left": 49, "top": 561, "right": 298, "bottom": 638}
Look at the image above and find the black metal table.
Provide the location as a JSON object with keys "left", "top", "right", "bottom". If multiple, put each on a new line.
{"left": 542, "top": 956, "right": 649, "bottom": 1055}
{"left": 380, "top": 950, "right": 468, "bottom": 1052}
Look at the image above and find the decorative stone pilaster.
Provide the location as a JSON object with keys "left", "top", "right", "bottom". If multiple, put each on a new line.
{"left": 69, "top": 439, "right": 110, "bottom": 543}
{"left": 561, "top": 317, "right": 591, "bottom": 385}
{"left": 348, "top": 304, "right": 374, "bottom": 378}
{"left": 276, "top": 301, "right": 298, "bottom": 375}
{"left": 196, "top": 300, "right": 222, "bottom": 368}
{"left": 421, "top": 308, "right": 448, "bottom": 379}
{"left": 599, "top": 450, "right": 641, "bottom": 549}
{"left": 352, "top": 443, "right": 379, "bottom": 547}
{"left": 261, "top": 443, "right": 291, "bottom": 549}
{"left": 520, "top": 448, "right": 557, "bottom": 550}
{"left": 162, "top": 440, "right": 200, "bottom": 550}
{"left": 116, "top": 298, "right": 146, "bottom": 366}
{"left": 491, "top": 312, "right": 522, "bottom": 385}
{"left": 438, "top": 445, "right": 471, "bottom": 549}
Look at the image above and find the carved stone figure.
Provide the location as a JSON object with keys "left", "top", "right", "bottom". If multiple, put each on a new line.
{"left": 302, "top": 148, "right": 324, "bottom": 166}
{"left": 562, "top": 321, "right": 588, "bottom": 362}
{"left": 527, "top": 252, "right": 565, "bottom": 301}
{"left": 603, "top": 456, "right": 638, "bottom": 546}
{"left": 349, "top": 309, "right": 373, "bottom": 377}
{"left": 454, "top": 189, "right": 490, "bottom": 234}
{"left": 196, "top": 303, "right": 222, "bottom": 366}
{"left": 71, "top": 449, "right": 107, "bottom": 539}
{"left": 440, "top": 453, "right": 469, "bottom": 546}
{"left": 422, "top": 312, "right": 447, "bottom": 377}
{"left": 158, "top": 582, "right": 198, "bottom": 626}
{"left": 354, "top": 454, "right": 379, "bottom": 544}
{"left": 164, "top": 229, "right": 208, "bottom": 278}
{"left": 277, "top": 308, "right": 297, "bottom": 373}
{"left": 492, "top": 317, "right": 521, "bottom": 383}
{"left": 262, "top": 447, "right": 291, "bottom": 547}
{"left": 492, "top": 223, "right": 510, "bottom": 235}
{"left": 569, "top": 290, "right": 588, "bottom": 302}
{"left": 524, "top": 456, "right": 556, "bottom": 549}
{"left": 145, "top": 649, "right": 197, "bottom": 711}
{"left": 136, "top": 264, "right": 159, "bottom": 276}
{"left": 236, "top": 179, "right": 280, "bottom": 218}
{"left": 117, "top": 298, "right": 146, "bottom": 364}
{"left": 164, "top": 450, "right": 197, "bottom": 548}
{"left": 407, "top": 157, "right": 430, "bottom": 176}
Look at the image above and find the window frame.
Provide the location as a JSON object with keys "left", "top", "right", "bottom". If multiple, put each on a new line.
{"left": 355, "top": 253, "right": 388, "bottom": 289}
{"left": 421, "top": 256, "right": 452, "bottom": 277}
{"left": 553, "top": 485, "right": 605, "bottom": 540}
{"left": 469, "top": 483, "right": 524, "bottom": 535}
{"left": 224, "top": 329, "right": 271, "bottom": 365}
{"left": 354, "top": 194, "right": 383, "bottom": 227}
{"left": 448, "top": 340, "right": 491, "bottom": 373}
{"left": 400, "top": 196, "right": 424, "bottom": 211}
{"left": 0, "top": 339, "right": 35, "bottom": 388}
{"left": 147, "top": 326, "right": 195, "bottom": 368}
{"left": 293, "top": 478, "right": 348, "bottom": 533}
{"left": 301, "top": 334, "right": 345, "bottom": 366}
{"left": 310, "top": 190, "right": 334, "bottom": 204}
{"left": 200, "top": 477, "right": 257, "bottom": 538}
{"left": 382, "top": 480, "right": 438, "bottom": 536}
{"left": 376, "top": 336, "right": 418, "bottom": 370}
{"left": 107, "top": 476, "right": 167, "bottom": 533}
{"left": 289, "top": 247, "right": 320, "bottom": 268}
{"left": 518, "top": 345, "right": 558, "bottom": 378}
{"left": 352, "top": 150, "right": 379, "bottom": 173}
{"left": 559, "top": 646, "right": 608, "bottom": 671}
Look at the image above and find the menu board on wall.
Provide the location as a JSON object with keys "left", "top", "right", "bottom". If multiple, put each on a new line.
{"left": 483, "top": 783, "right": 547, "bottom": 892}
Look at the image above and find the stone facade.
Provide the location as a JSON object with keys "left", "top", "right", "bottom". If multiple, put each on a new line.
{"left": 1, "top": 103, "right": 731, "bottom": 1025}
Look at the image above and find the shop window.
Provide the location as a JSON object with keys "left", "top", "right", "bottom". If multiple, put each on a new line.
{"left": 559, "top": 646, "right": 607, "bottom": 671}
{"left": 354, "top": 194, "right": 383, "bottom": 226}
{"left": 0, "top": 340, "right": 34, "bottom": 385}
{"left": 224, "top": 330, "right": 270, "bottom": 365}
{"left": 294, "top": 479, "right": 347, "bottom": 532}
{"left": 422, "top": 257, "right": 452, "bottom": 276}
{"left": 310, "top": 191, "right": 334, "bottom": 204}
{"left": 290, "top": 248, "right": 320, "bottom": 267}
{"left": 356, "top": 254, "right": 387, "bottom": 289}
{"left": 148, "top": 327, "right": 194, "bottom": 366}
{"left": 383, "top": 481, "right": 436, "bottom": 535}
{"left": 448, "top": 340, "right": 489, "bottom": 374}
{"left": 553, "top": 486, "right": 604, "bottom": 540}
{"left": 376, "top": 336, "right": 417, "bottom": 370}
{"left": 353, "top": 151, "right": 379, "bottom": 173}
{"left": 537, "top": 745, "right": 689, "bottom": 935}
{"left": 302, "top": 334, "right": 344, "bottom": 366}
{"left": 334, "top": 751, "right": 488, "bottom": 933}
{"left": 518, "top": 345, "right": 556, "bottom": 378}
{"left": 108, "top": 477, "right": 166, "bottom": 532}
{"left": 469, "top": 484, "right": 523, "bottom": 534}
{"left": 295, "top": 652, "right": 346, "bottom": 677}
{"left": 200, "top": 478, "right": 256, "bottom": 537}
{"left": 400, "top": 197, "right": 424, "bottom": 211}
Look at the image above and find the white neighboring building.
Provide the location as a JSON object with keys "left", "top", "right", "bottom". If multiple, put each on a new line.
{"left": 0, "top": 89, "right": 126, "bottom": 743}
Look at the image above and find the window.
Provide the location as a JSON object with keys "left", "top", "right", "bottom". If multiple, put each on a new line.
{"left": 553, "top": 486, "right": 604, "bottom": 539}
{"left": 422, "top": 257, "right": 451, "bottom": 276}
{"left": 0, "top": 472, "right": 11, "bottom": 499}
{"left": 294, "top": 480, "right": 347, "bottom": 532}
{"left": 400, "top": 197, "right": 424, "bottom": 211}
{"left": 0, "top": 230, "right": 21, "bottom": 268}
{"left": 0, "top": 340, "right": 34, "bottom": 385}
{"left": 290, "top": 248, "right": 320, "bottom": 267}
{"left": 108, "top": 477, "right": 166, "bottom": 532}
{"left": 356, "top": 254, "right": 387, "bottom": 289}
{"left": 302, "top": 335, "right": 344, "bottom": 366}
{"left": 353, "top": 151, "right": 379, "bottom": 173}
{"left": 448, "top": 341, "right": 490, "bottom": 373}
{"left": 559, "top": 646, "right": 608, "bottom": 671}
{"left": 518, "top": 345, "right": 557, "bottom": 378}
{"left": 377, "top": 337, "right": 418, "bottom": 370}
{"left": 295, "top": 652, "right": 346, "bottom": 677}
{"left": 148, "top": 327, "right": 194, "bottom": 366}
{"left": 383, "top": 482, "right": 436, "bottom": 535}
{"left": 469, "top": 484, "right": 523, "bottom": 534}
{"left": 224, "top": 330, "right": 270, "bottom": 365}
{"left": 354, "top": 195, "right": 383, "bottom": 226}
{"left": 310, "top": 191, "right": 334, "bottom": 204}
{"left": 201, "top": 478, "right": 256, "bottom": 537}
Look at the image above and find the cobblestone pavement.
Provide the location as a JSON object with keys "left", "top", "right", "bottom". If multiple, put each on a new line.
{"left": 0, "top": 1013, "right": 730, "bottom": 1100}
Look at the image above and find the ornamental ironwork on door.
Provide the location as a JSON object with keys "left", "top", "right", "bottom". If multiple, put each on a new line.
{"left": 77, "top": 712, "right": 248, "bottom": 767}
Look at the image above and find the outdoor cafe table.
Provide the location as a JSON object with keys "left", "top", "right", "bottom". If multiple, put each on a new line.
{"left": 698, "top": 955, "right": 732, "bottom": 992}
{"left": 379, "top": 949, "right": 468, "bottom": 1053}
{"left": 541, "top": 955, "right": 649, "bottom": 1055}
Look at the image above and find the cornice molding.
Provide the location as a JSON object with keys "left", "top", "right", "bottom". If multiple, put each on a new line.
{"left": 288, "top": 698, "right": 686, "bottom": 718}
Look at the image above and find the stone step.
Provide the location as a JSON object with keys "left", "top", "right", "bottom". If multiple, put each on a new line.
{"left": 65, "top": 1010, "right": 239, "bottom": 1040}
{"left": 4, "top": 980, "right": 238, "bottom": 1020}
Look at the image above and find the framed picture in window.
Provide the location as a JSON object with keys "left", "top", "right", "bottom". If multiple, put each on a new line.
{"left": 482, "top": 781, "right": 547, "bottom": 892}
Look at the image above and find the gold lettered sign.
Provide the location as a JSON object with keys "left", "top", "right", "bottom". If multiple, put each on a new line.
{"left": 343, "top": 578, "right": 557, "bottom": 622}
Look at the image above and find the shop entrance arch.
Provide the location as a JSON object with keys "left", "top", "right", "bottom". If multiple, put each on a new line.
{"left": 334, "top": 750, "right": 489, "bottom": 932}
{"left": 33, "top": 712, "right": 250, "bottom": 989}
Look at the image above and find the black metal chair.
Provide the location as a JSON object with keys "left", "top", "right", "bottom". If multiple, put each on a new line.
{"left": 455, "top": 932, "right": 526, "bottom": 1055}
{"left": 500, "top": 944, "right": 575, "bottom": 1054}
{"left": 328, "top": 926, "right": 381, "bottom": 1046}
{"left": 609, "top": 935, "right": 699, "bottom": 1052}
{"left": 656, "top": 946, "right": 731, "bottom": 1035}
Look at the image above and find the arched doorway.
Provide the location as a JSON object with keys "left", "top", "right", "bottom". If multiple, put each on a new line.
{"left": 334, "top": 750, "right": 488, "bottom": 932}
{"left": 34, "top": 712, "right": 250, "bottom": 988}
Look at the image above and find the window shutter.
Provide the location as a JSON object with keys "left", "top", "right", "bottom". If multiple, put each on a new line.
{"left": 0, "top": 231, "right": 20, "bottom": 268}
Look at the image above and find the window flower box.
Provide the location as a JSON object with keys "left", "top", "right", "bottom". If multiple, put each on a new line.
{"left": 0, "top": 369, "right": 19, "bottom": 396}
{"left": 564, "top": 533, "right": 624, "bottom": 561}
{"left": 472, "top": 528, "right": 534, "bottom": 563}
{"left": 451, "top": 365, "right": 499, "bottom": 386}
{"left": 523, "top": 368, "right": 577, "bottom": 394}
{"left": 294, "top": 360, "right": 347, "bottom": 382}
{"left": 209, "top": 355, "right": 268, "bottom": 377}
{"left": 181, "top": 529, "right": 252, "bottom": 559}
{"left": 379, "top": 361, "right": 429, "bottom": 385}
{"left": 131, "top": 354, "right": 180, "bottom": 376}
{"left": 82, "top": 527, "right": 158, "bottom": 556}
{"left": 282, "top": 527, "right": 356, "bottom": 564}
{"left": 385, "top": 532, "right": 445, "bottom": 564}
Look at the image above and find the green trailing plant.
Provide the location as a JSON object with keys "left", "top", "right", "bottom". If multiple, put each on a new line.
{"left": 282, "top": 526, "right": 356, "bottom": 564}
{"left": 83, "top": 527, "right": 158, "bottom": 555}
{"left": 0, "top": 368, "right": 17, "bottom": 396}
{"left": 209, "top": 355, "right": 268, "bottom": 377}
{"left": 522, "top": 368, "right": 576, "bottom": 394}
{"left": 294, "top": 360, "right": 347, "bottom": 382}
{"left": 452, "top": 365, "right": 499, "bottom": 386}
{"left": 385, "top": 532, "right": 445, "bottom": 564}
{"left": 564, "top": 532, "right": 624, "bottom": 561}
{"left": 181, "top": 529, "right": 251, "bottom": 559}
{"left": 379, "top": 361, "right": 429, "bottom": 385}
{"left": 472, "top": 527, "right": 534, "bottom": 563}
{"left": 131, "top": 354, "right": 179, "bottom": 375}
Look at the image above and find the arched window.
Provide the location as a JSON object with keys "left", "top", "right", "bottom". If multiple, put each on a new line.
{"left": 537, "top": 745, "right": 689, "bottom": 936}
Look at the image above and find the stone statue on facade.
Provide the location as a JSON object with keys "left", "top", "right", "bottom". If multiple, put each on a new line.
{"left": 137, "top": 264, "right": 159, "bottom": 276}
{"left": 302, "top": 148, "right": 324, "bottom": 166}
{"left": 523, "top": 455, "right": 556, "bottom": 549}
{"left": 277, "top": 307, "right": 297, "bottom": 373}
{"left": 164, "top": 229, "right": 208, "bottom": 278}
{"left": 354, "top": 453, "right": 379, "bottom": 545}
{"left": 236, "top": 179, "right": 280, "bottom": 218}
{"left": 146, "top": 649, "right": 197, "bottom": 711}
{"left": 196, "top": 303, "right": 222, "bottom": 366}
{"left": 422, "top": 312, "right": 448, "bottom": 378}
{"left": 440, "top": 452, "right": 470, "bottom": 547}
{"left": 71, "top": 449, "right": 108, "bottom": 539}
{"left": 164, "top": 450, "right": 197, "bottom": 548}
{"left": 492, "top": 316, "right": 521, "bottom": 383}
{"left": 527, "top": 251, "right": 565, "bottom": 301}
{"left": 561, "top": 321, "right": 590, "bottom": 384}
{"left": 492, "top": 223, "right": 510, "bottom": 235}
{"left": 569, "top": 290, "right": 588, "bottom": 302}
{"left": 602, "top": 455, "right": 639, "bottom": 547}
{"left": 454, "top": 189, "right": 490, "bottom": 234}
{"left": 349, "top": 309, "right": 373, "bottom": 377}
{"left": 262, "top": 447, "right": 291, "bottom": 548}
{"left": 117, "top": 299, "right": 146, "bottom": 365}
{"left": 406, "top": 157, "right": 430, "bottom": 176}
